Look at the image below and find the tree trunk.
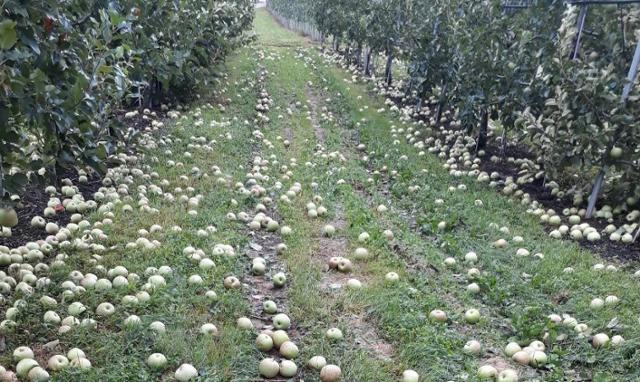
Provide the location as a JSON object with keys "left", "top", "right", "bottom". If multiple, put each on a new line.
{"left": 364, "top": 48, "right": 372, "bottom": 76}
{"left": 384, "top": 52, "right": 393, "bottom": 86}
{"left": 500, "top": 128, "right": 507, "bottom": 158}
{"left": 477, "top": 108, "right": 489, "bottom": 151}
{"left": 0, "top": 153, "right": 4, "bottom": 200}
{"left": 435, "top": 82, "right": 448, "bottom": 127}
{"left": 371, "top": 55, "right": 377, "bottom": 76}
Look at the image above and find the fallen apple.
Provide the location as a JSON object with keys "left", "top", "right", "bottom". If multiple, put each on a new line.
{"left": 279, "top": 341, "right": 299, "bottom": 359}
{"left": 47, "top": 355, "right": 69, "bottom": 371}
{"left": 27, "top": 366, "right": 49, "bottom": 382}
{"left": 353, "top": 247, "right": 369, "bottom": 260}
{"left": 307, "top": 356, "right": 327, "bottom": 370}
{"left": 67, "top": 348, "right": 86, "bottom": 360}
{"left": 326, "top": 327, "right": 343, "bottom": 341}
{"left": 323, "top": 225, "right": 336, "bottom": 236}
{"left": 429, "top": 310, "right": 447, "bottom": 323}
{"left": 13, "top": 346, "right": 34, "bottom": 361}
{"left": 464, "top": 309, "right": 481, "bottom": 324}
{"left": 346, "top": 278, "right": 362, "bottom": 289}
{"left": 512, "top": 351, "right": 530, "bottom": 365}
{"left": 223, "top": 276, "right": 241, "bottom": 289}
{"left": 147, "top": 353, "right": 168, "bottom": 370}
{"left": 592, "top": 333, "right": 610, "bottom": 348}
{"left": 237, "top": 317, "right": 253, "bottom": 329}
{"left": 279, "top": 359, "right": 297, "bottom": 377}
{"left": 611, "top": 335, "right": 625, "bottom": 346}
{"left": 272, "top": 272, "right": 287, "bottom": 287}
{"left": 259, "top": 358, "right": 279, "bottom": 378}
{"left": 271, "top": 330, "right": 290, "bottom": 347}
{"left": 273, "top": 313, "right": 291, "bottom": 330}
{"left": 337, "top": 258, "right": 353, "bottom": 273}
{"left": 320, "top": 364, "right": 341, "bottom": 382}
{"left": 463, "top": 340, "right": 481, "bottom": 355}
{"left": 256, "top": 333, "right": 274, "bottom": 352}
{"left": 263, "top": 300, "right": 278, "bottom": 314}
{"left": 200, "top": 323, "right": 218, "bottom": 336}
{"left": 402, "top": 369, "right": 419, "bottom": 382}
{"left": 466, "top": 283, "right": 480, "bottom": 294}
{"left": 529, "top": 340, "right": 545, "bottom": 352}
{"left": 149, "top": 321, "right": 166, "bottom": 334}
{"left": 477, "top": 365, "right": 497, "bottom": 380}
{"left": 530, "top": 351, "right": 547, "bottom": 367}
{"left": 175, "top": 363, "right": 198, "bottom": 381}
{"left": 96, "top": 302, "right": 115, "bottom": 316}
{"left": 504, "top": 342, "right": 521, "bottom": 357}
{"left": 497, "top": 369, "right": 518, "bottom": 382}
{"left": 16, "top": 359, "right": 39, "bottom": 378}
{"left": 385, "top": 272, "right": 399, "bottom": 283}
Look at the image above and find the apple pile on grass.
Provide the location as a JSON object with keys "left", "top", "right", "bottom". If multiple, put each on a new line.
{"left": 0, "top": 105, "right": 264, "bottom": 380}
{"left": 320, "top": 51, "right": 640, "bottom": 246}
{"left": 329, "top": 48, "right": 638, "bottom": 378}
{"left": 256, "top": 323, "right": 306, "bottom": 379}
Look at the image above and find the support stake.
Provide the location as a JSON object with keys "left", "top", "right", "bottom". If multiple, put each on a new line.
{"left": 570, "top": 5, "right": 588, "bottom": 60}
{"left": 585, "top": 169, "right": 605, "bottom": 219}
{"left": 584, "top": 37, "right": 640, "bottom": 221}
{"left": 621, "top": 36, "right": 640, "bottom": 102}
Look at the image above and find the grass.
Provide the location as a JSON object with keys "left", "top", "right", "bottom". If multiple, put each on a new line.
{"left": 1, "top": 8, "right": 639, "bottom": 382}
{"left": 250, "top": 8, "right": 640, "bottom": 381}
{"left": 0, "top": 48, "right": 262, "bottom": 381}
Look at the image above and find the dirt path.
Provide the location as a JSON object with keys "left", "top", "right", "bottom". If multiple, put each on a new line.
{"left": 305, "top": 86, "right": 325, "bottom": 144}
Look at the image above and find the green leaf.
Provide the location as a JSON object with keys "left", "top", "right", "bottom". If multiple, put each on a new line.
{"left": 0, "top": 20, "right": 18, "bottom": 50}
{"left": 5, "top": 173, "right": 29, "bottom": 192}
{"left": 63, "top": 75, "right": 89, "bottom": 109}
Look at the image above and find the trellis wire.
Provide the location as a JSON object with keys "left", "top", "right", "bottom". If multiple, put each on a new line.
{"left": 504, "top": 0, "right": 640, "bottom": 6}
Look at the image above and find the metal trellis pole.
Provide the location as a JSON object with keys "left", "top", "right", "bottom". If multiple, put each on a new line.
{"left": 570, "top": 5, "right": 588, "bottom": 60}
{"left": 621, "top": 37, "right": 640, "bottom": 102}
{"left": 585, "top": 37, "right": 640, "bottom": 219}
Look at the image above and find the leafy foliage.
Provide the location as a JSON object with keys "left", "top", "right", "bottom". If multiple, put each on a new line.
{"left": 266, "top": 0, "right": 640, "bottom": 206}
{"left": 0, "top": 0, "right": 254, "bottom": 199}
